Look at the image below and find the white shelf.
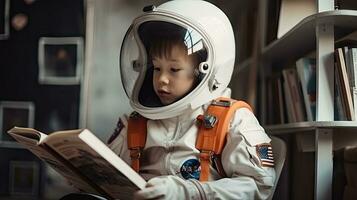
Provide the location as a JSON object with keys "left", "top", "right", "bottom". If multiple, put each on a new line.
{"left": 265, "top": 121, "right": 357, "bottom": 134}
{"left": 262, "top": 9, "right": 357, "bottom": 66}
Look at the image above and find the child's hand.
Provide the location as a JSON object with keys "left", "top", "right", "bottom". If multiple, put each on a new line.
{"left": 134, "top": 175, "right": 198, "bottom": 200}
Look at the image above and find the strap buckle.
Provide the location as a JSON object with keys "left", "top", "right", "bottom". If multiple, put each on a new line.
{"left": 198, "top": 114, "right": 217, "bottom": 129}
{"left": 129, "top": 147, "right": 142, "bottom": 159}
{"left": 129, "top": 111, "right": 141, "bottom": 119}
{"left": 211, "top": 99, "right": 232, "bottom": 107}
{"left": 200, "top": 150, "right": 215, "bottom": 161}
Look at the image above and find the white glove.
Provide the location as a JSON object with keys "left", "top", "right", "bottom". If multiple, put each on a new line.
{"left": 134, "top": 175, "right": 202, "bottom": 200}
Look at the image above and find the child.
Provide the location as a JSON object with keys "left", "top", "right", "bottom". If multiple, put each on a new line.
{"left": 108, "top": 0, "right": 276, "bottom": 199}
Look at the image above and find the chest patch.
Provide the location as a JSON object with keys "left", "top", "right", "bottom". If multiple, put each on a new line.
{"left": 107, "top": 118, "right": 124, "bottom": 145}
{"left": 180, "top": 159, "right": 201, "bottom": 180}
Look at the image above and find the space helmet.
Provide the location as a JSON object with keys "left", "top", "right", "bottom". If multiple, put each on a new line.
{"left": 120, "top": 0, "right": 235, "bottom": 119}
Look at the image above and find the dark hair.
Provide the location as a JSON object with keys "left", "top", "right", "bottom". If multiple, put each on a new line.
{"left": 149, "top": 38, "right": 207, "bottom": 73}
{"left": 149, "top": 37, "right": 186, "bottom": 60}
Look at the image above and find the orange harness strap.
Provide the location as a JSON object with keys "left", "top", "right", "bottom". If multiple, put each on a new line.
{"left": 127, "top": 112, "right": 147, "bottom": 173}
{"left": 196, "top": 97, "right": 252, "bottom": 182}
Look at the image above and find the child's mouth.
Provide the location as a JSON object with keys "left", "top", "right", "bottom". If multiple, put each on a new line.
{"left": 158, "top": 90, "right": 170, "bottom": 97}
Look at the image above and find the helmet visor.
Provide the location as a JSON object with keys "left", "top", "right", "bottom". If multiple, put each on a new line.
{"left": 120, "top": 21, "right": 208, "bottom": 107}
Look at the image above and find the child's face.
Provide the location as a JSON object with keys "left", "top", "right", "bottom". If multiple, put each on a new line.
{"left": 152, "top": 44, "right": 196, "bottom": 105}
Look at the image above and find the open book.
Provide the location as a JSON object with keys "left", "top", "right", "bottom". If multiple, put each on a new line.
{"left": 7, "top": 127, "right": 146, "bottom": 200}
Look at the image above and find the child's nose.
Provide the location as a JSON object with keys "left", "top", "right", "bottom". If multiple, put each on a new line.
{"left": 159, "top": 73, "right": 169, "bottom": 84}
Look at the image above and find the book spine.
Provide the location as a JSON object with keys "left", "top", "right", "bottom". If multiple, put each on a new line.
{"left": 352, "top": 48, "right": 357, "bottom": 121}
{"left": 282, "top": 69, "right": 296, "bottom": 122}
{"left": 296, "top": 58, "right": 314, "bottom": 121}
{"left": 336, "top": 48, "right": 355, "bottom": 120}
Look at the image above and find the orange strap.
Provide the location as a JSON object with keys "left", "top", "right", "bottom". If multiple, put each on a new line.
{"left": 196, "top": 97, "right": 252, "bottom": 181}
{"left": 127, "top": 112, "right": 147, "bottom": 173}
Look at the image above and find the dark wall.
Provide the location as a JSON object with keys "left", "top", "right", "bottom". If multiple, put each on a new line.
{"left": 0, "top": 0, "right": 85, "bottom": 197}
{"left": 0, "top": 0, "right": 85, "bottom": 133}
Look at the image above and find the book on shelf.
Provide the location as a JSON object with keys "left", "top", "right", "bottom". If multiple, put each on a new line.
{"left": 282, "top": 70, "right": 295, "bottom": 122}
{"left": 282, "top": 68, "right": 306, "bottom": 122}
{"left": 346, "top": 47, "right": 357, "bottom": 120}
{"left": 335, "top": 48, "right": 355, "bottom": 120}
{"left": 277, "top": 0, "right": 316, "bottom": 38}
{"left": 277, "top": 77, "right": 287, "bottom": 123}
{"left": 7, "top": 127, "right": 147, "bottom": 200}
{"left": 335, "top": 64, "right": 347, "bottom": 121}
{"left": 335, "top": 31, "right": 357, "bottom": 120}
{"left": 295, "top": 57, "right": 316, "bottom": 121}
{"left": 267, "top": 74, "right": 286, "bottom": 124}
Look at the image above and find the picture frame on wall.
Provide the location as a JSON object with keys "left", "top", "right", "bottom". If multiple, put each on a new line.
{"left": 9, "top": 161, "right": 40, "bottom": 197}
{"left": 0, "top": 101, "right": 35, "bottom": 147}
{"left": 38, "top": 37, "right": 84, "bottom": 85}
{"left": 0, "top": 0, "right": 10, "bottom": 40}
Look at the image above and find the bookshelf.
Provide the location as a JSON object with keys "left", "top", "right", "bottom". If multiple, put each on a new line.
{"left": 232, "top": 1, "right": 357, "bottom": 200}
{"left": 262, "top": 10, "right": 357, "bottom": 65}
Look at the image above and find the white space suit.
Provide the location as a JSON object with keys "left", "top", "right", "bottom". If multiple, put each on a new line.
{"left": 112, "top": 0, "right": 276, "bottom": 199}
{"left": 108, "top": 94, "right": 275, "bottom": 199}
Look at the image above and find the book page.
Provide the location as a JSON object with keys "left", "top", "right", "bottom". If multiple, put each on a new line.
{"left": 8, "top": 127, "right": 47, "bottom": 144}
{"left": 7, "top": 127, "right": 96, "bottom": 193}
{"left": 45, "top": 129, "right": 146, "bottom": 200}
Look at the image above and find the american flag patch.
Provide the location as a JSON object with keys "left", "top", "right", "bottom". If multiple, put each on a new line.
{"left": 256, "top": 144, "right": 274, "bottom": 167}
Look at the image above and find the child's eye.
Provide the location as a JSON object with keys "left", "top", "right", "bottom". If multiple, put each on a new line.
{"left": 153, "top": 67, "right": 160, "bottom": 71}
{"left": 171, "top": 68, "right": 181, "bottom": 72}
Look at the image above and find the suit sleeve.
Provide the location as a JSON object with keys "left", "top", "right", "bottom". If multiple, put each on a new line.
{"left": 196, "top": 108, "right": 276, "bottom": 200}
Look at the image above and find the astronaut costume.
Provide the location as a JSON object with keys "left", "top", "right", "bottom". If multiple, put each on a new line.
{"left": 109, "top": 0, "right": 276, "bottom": 199}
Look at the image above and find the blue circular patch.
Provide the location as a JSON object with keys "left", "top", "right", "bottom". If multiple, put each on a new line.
{"left": 180, "top": 159, "right": 201, "bottom": 180}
